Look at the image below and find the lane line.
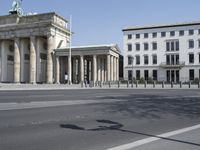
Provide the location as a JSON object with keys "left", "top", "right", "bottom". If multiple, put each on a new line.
{"left": 108, "top": 124, "right": 200, "bottom": 150}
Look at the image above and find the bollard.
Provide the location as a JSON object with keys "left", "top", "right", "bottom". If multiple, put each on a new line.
{"left": 131, "top": 80, "right": 134, "bottom": 88}
{"left": 171, "top": 82, "right": 174, "bottom": 88}
{"left": 127, "top": 80, "right": 129, "bottom": 88}
{"left": 198, "top": 82, "right": 200, "bottom": 88}
{"left": 162, "top": 81, "right": 164, "bottom": 88}
{"left": 180, "top": 81, "right": 182, "bottom": 88}
{"left": 118, "top": 81, "right": 120, "bottom": 88}
{"left": 144, "top": 81, "right": 147, "bottom": 88}
{"left": 189, "top": 81, "right": 191, "bottom": 88}
{"left": 136, "top": 81, "right": 138, "bottom": 88}
{"left": 109, "top": 81, "right": 111, "bottom": 88}
{"left": 153, "top": 81, "right": 156, "bottom": 88}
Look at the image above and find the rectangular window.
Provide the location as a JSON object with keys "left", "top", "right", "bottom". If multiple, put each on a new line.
{"left": 152, "top": 32, "right": 157, "bottom": 38}
{"left": 166, "top": 55, "right": 170, "bottom": 65}
{"left": 176, "top": 55, "right": 179, "bottom": 64}
{"left": 189, "top": 69, "right": 194, "bottom": 81}
{"left": 179, "top": 30, "right": 184, "bottom": 36}
{"left": 40, "top": 53, "right": 47, "bottom": 60}
{"left": 189, "top": 40, "right": 194, "bottom": 49}
{"left": 144, "top": 55, "right": 149, "bottom": 65}
{"left": 170, "top": 31, "right": 175, "bottom": 36}
{"left": 144, "top": 70, "right": 149, "bottom": 81}
{"left": 25, "top": 54, "right": 30, "bottom": 60}
{"left": 152, "top": 55, "right": 157, "bottom": 65}
{"left": 166, "top": 42, "right": 170, "bottom": 51}
{"left": 153, "top": 70, "right": 158, "bottom": 81}
{"left": 136, "top": 55, "right": 140, "bottom": 65}
{"left": 128, "top": 44, "right": 132, "bottom": 51}
{"left": 136, "top": 34, "right": 140, "bottom": 39}
{"left": 136, "top": 43, "right": 140, "bottom": 51}
{"left": 171, "top": 42, "right": 175, "bottom": 51}
{"left": 136, "top": 70, "right": 140, "bottom": 80}
{"left": 152, "top": 42, "right": 157, "bottom": 50}
{"left": 189, "top": 53, "right": 194, "bottom": 64}
{"left": 7, "top": 55, "right": 14, "bottom": 61}
{"left": 144, "top": 43, "right": 149, "bottom": 51}
{"left": 144, "top": 33, "right": 148, "bottom": 38}
{"left": 161, "top": 32, "right": 166, "bottom": 37}
{"left": 128, "top": 56, "right": 133, "bottom": 65}
{"left": 128, "top": 34, "right": 132, "bottom": 39}
{"left": 176, "top": 41, "right": 179, "bottom": 51}
{"left": 166, "top": 70, "right": 170, "bottom": 82}
{"left": 189, "top": 30, "right": 194, "bottom": 35}
{"left": 128, "top": 70, "right": 133, "bottom": 81}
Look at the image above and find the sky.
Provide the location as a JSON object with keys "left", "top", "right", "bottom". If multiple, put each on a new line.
{"left": 1, "top": 0, "right": 200, "bottom": 53}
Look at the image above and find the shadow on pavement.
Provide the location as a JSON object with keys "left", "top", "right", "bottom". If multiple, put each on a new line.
{"left": 60, "top": 119, "right": 200, "bottom": 147}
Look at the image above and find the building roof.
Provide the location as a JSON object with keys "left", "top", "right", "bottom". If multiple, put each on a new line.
{"left": 122, "top": 20, "right": 200, "bottom": 31}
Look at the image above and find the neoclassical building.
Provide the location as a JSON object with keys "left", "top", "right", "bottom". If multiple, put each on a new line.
{"left": 0, "top": 12, "right": 120, "bottom": 84}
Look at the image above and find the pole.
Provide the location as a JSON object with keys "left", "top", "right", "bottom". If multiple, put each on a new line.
{"left": 68, "top": 15, "right": 72, "bottom": 85}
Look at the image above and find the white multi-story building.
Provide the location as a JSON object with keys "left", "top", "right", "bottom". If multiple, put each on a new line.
{"left": 123, "top": 21, "right": 200, "bottom": 83}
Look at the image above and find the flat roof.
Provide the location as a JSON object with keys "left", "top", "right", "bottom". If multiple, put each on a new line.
{"left": 122, "top": 21, "right": 200, "bottom": 31}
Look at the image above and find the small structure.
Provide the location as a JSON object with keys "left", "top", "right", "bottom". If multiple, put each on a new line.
{"left": 9, "top": 0, "right": 23, "bottom": 15}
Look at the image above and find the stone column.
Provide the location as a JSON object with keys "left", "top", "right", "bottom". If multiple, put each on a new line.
{"left": 14, "top": 37, "right": 20, "bottom": 83}
{"left": 93, "top": 55, "right": 97, "bottom": 82}
{"left": 80, "top": 55, "right": 84, "bottom": 82}
{"left": 55, "top": 56, "right": 60, "bottom": 84}
{"left": 72, "top": 57, "right": 76, "bottom": 83}
{"left": 110, "top": 55, "right": 114, "bottom": 81}
{"left": 47, "top": 35, "right": 55, "bottom": 84}
{"left": 107, "top": 55, "right": 110, "bottom": 81}
{"left": 30, "top": 36, "right": 36, "bottom": 84}
{"left": 97, "top": 57, "right": 101, "bottom": 81}
{"left": 20, "top": 39, "right": 25, "bottom": 83}
{"left": 1, "top": 40, "right": 7, "bottom": 82}
{"left": 113, "top": 57, "right": 116, "bottom": 81}
{"left": 36, "top": 37, "right": 41, "bottom": 83}
{"left": 101, "top": 58, "right": 105, "bottom": 81}
{"left": 116, "top": 57, "right": 119, "bottom": 81}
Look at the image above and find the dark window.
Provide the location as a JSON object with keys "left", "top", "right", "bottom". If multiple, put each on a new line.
{"left": 136, "top": 56, "right": 140, "bottom": 65}
{"left": 199, "top": 53, "right": 200, "bottom": 63}
{"left": 171, "top": 55, "right": 175, "bottom": 65}
{"left": 128, "top": 34, "right": 132, "bottom": 39}
{"left": 152, "top": 42, "right": 157, "bottom": 50}
{"left": 144, "top": 55, "right": 149, "bottom": 65}
{"left": 189, "top": 30, "right": 194, "bottom": 35}
{"left": 136, "top": 43, "right": 140, "bottom": 51}
{"left": 152, "top": 32, "right": 157, "bottom": 38}
{"left": 166, "top": 55, "right": 170, "bottom": 65}
{"left": 128, "top": 56, "right": 133, "bottom": 65}
{"left": 7, "top": 55, "right": 14, "bottom": 61}
{"left": 153, "top": 70, "right": 158, "bottom": 81}
{"left": 136, "top": 34, "right": 140, "bottom": 39}
{"left": 43, "top": 42, "right": 47, "bottom": 50}
{"left": 40, "top": 53, "right": 47, "bottom": 60}
{"left": 9, "top": 45, "right": 14, "bottom": 52}
{"left": 128, "top": 70, "right": 133, "bottom": 81}
{"left": 171, "top": 42, "right": 175, "bottom": 51}
{"left": 144, "top": 70, "right": 149, "bottom": 81}
{"left": 24, "top": 54, "right": 30, "bottom": 60}
{"left": 166, "top": 42, "right": 170, "bottom": 51}
{"left": 144, "top": 33, "right": 148, "bottom": 38}
{"left": 170, "top": 31, "right": 175, "bottom": 36}
{"left": 176, "top": 55, "right": 179, "bottom": 64}
{"left": 144, "top": 43, "right": 149, "bottom": 51}
{"left": 189, "top": 53, "right": 194, "bottom": 64}
{"left": 161, "top": 32, "right": 166, "bottom": 37}
{"left": 152, "top": 55, "right": 157, "bottom": 65}
{"left": 189, "top": 69, "right": 194, "bottom": 81}
{"left": 176, "top": 41, "right": 179, "bottom": 51}
{"left": 167, "top": 70, "right": 170, "bottom": 82}
{"left": 189, "top": 40, "right": 194, "bottom": 49}
{"left": 136, "top": 70, "right": 140, "bottom": 80}
{"left": 179, "top": 30, "right": 184, "bottom": 36}
{"left": 128, "top": 44, "right": 132, "bottom": 51}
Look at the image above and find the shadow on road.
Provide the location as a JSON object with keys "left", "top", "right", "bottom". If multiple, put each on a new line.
{"left": 60, "top": 119, "right": 200, "bottom": 147}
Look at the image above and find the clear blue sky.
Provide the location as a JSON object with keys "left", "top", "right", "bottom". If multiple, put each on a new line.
{"left": 1, "top": 0, "right": 200, "bottom": 52}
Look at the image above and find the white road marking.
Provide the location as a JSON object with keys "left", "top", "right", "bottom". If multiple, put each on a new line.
{"left": 0, "top": 99, "right": 123, "bottom": 111}
{"left": 108, "top": 124, "right": 200, "bottom": 150}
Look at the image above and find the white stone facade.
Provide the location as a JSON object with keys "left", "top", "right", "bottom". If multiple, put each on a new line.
{"left": 123, "top": 22, "right": 200, "bottom": 82}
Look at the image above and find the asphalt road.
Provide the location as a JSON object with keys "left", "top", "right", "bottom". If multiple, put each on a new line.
{"left": 0, "top": 89, "right": 200, "bottom": 150}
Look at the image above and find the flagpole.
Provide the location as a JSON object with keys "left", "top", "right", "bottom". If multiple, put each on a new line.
{"left": 68, "top": 15, "right": 72, "bottom": 85}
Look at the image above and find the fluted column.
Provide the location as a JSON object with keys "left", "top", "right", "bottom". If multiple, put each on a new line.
{"left": 110, "top": 55, "right": 113, "bottom": 81}
{"left": 107, "top": 55, "right": 110, "bottom": 81}
{"left": 30, "top": 36, "right": 36, "bottom": 84}
{"left": 93, "top": 55, "right": 97, "bottom": 82}
{"left": 1, "top": 40, "right": 7, "bottom": 82}
{"left": 47, "top": 35, "right": 55, "bottom": 84}
{"left": 14, "top": 38, "right": 20, "bottom": 83}
{"left": 55, "top": 56, "right": 60, "bottom": 84}
{"left": 80, "top": 55, "right": 84, "bottom": 82}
